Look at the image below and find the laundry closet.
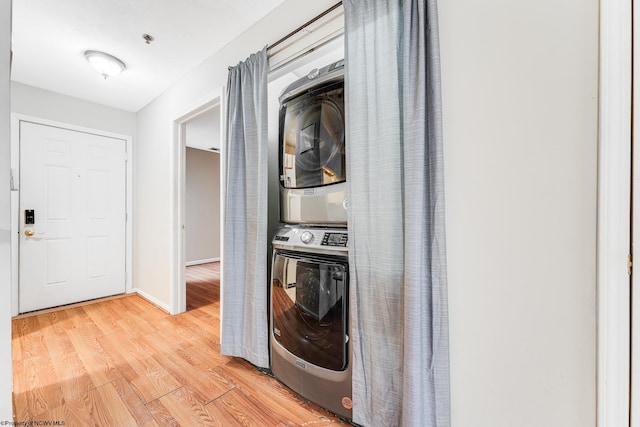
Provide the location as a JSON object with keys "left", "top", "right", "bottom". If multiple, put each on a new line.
{"left": 267, "top": 47, "right": 351, "bottom": 420}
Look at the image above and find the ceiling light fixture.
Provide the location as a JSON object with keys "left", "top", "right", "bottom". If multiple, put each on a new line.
{"left": 84, "top": 50, "right": 126, "bottom": 80}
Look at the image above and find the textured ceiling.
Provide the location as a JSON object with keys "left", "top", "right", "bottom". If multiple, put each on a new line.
{"left": 11, "top": 0, "right": 286, "bottom": 112}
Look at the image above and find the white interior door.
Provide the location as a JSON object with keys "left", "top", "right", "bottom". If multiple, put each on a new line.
{"left": 18, "top": 121, "right": 126, "bottom": 313}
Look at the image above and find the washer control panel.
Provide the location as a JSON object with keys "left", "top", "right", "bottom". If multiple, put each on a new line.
{"left": 321, "top": 232, "right": 348, "bottom": 247}
{"left": 272, "top": 226, "right": 348, "bottom": 253}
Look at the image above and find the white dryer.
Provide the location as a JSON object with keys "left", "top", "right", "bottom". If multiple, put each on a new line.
{"left": 278, "top": 59, "right": 346, "bottom": 226}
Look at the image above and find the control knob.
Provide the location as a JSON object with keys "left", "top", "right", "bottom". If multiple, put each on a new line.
{"left": 300, "top": 231, "right": 313, "bottom": 244}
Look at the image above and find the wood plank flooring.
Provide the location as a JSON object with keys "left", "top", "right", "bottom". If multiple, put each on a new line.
{"left": 12, "top": 262, "right": 348, "bottom": 426}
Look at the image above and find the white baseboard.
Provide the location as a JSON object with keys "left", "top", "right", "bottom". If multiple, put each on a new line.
{"left": 132, "top": 288, "right": 171, "bottom": 313}
{"left": 186, "top": 257, "right": 220, "bottom": 266}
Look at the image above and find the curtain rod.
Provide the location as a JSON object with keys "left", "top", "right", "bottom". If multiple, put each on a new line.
{"left": 267, "top": 1, "right": 343, "bottom": 51}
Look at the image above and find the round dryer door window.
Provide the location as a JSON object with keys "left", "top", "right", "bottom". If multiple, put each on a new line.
{"left": 280, "top": 82, "right": 345, "bottom": 189}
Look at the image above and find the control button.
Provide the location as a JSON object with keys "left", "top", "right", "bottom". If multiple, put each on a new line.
{"left": 307, "top": 68, "right": 320, "bottom": 79}
{"left": 300, "top": 231, "right": 313, "bottom": 244}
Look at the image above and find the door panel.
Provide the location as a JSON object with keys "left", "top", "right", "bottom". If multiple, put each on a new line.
{"left": 19, "top": 121, "right": 126, "bottom": 313}
{"left": 271, "top": 251, "right": 348, "bottom": 372}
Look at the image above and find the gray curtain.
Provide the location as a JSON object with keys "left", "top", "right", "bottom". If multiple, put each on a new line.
{"left": 220, "top": 47, "right": 269, "bottom": 368}
{"left": 344, "top": 1, "right": 450, "bottom": 426}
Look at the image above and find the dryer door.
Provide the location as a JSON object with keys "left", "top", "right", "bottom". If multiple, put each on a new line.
{"left": 271, "top": 250, "right": 348, "bottom": 371}
{"left": 279, "top": 81, "right": 345, "bottom": 189}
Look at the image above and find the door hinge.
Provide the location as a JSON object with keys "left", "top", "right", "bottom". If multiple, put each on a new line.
{"left": 629, "top": 253, "right": 633, "bottom": 276}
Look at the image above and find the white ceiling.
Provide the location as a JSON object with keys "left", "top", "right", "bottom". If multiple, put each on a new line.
{"left": 11, "top": 0, "right": 286, "bottom": 112}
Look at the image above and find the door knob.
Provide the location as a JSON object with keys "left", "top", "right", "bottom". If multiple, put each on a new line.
{"left": 24, "top": 228, "right": 35, "bottom": 237}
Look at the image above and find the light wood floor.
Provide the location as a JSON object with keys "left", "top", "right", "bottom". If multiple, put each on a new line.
{"left": 12, "top": 262, "right": 348, "bottom": 426}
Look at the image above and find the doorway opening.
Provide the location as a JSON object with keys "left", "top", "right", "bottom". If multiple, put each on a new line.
{"left": 171, "top": 90, "right": 224, "bottom": 315}
{"left": 184, "top": 110, "right": 221, "bottom": 310}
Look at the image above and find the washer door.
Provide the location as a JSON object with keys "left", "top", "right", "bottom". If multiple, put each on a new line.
{"left": 271, "top": 250, "right": 348, "bottom": 371}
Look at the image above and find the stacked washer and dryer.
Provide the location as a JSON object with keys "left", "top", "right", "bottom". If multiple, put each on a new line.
{"left": 269, "top": 59, "right": 352, "bottom": 420}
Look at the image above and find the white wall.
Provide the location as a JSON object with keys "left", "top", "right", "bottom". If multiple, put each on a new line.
{"left": 133, "top": 0, "right": 598, "bottom": 424}
{"left": 185, "top": 107, "right": 220, "bottom": 151}
{"left": 134, "top": 0, "right": 338, "bottom": 306}
{"left": 0, "top": 1, "right": 12, "bottom": 419}
{"left": 439, "top": 1, "right": 598, "bottom": 426}
{"left": 185, "top": 147, "right": 220, "bottom": 264}
{"left": 11, "top": 81, "right": 136, "bottom": 136}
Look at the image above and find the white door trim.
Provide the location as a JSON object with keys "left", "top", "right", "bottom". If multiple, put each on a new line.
{"left": 10, "top": 114, "right": 133, "bottom": 316}
{"left": 599, "top": 0, "right": 632, "bottom": 425}
{"left": 169, "top": 88, "right": 224, "bottom": 315}
{"left": 631, "top": 0, "right": 640, "bottom": 424}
